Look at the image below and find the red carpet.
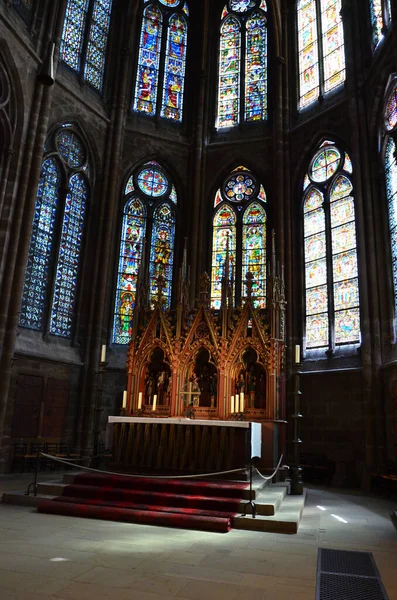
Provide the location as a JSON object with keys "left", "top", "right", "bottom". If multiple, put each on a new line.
{"left": 37, "top": 473, "right": 248, "bottom": 533}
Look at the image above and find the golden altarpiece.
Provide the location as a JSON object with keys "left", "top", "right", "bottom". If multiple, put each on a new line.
{"left": 119, "top": 239, "right": 287, "bottom": 471}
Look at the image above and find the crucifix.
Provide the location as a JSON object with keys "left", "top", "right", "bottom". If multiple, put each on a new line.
{"left": 180, "top": 377, "right": 201, "bottom": 408}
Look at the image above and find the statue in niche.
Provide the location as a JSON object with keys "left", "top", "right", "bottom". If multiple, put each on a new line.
{"left": 247, "top": 365, "right": 256, "bottom": 408}
{"left": 194, "top": 348, "right": 217, "bottom": 407}
{"left": 236, "top": 371, "right": 246, "bottom": 396}
{"left": 144, "top": 347, "right": 171, "bottom": 406}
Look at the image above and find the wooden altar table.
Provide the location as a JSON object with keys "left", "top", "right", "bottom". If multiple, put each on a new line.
{"left": 108, "top": 417, "right": 262, "bottom": 473}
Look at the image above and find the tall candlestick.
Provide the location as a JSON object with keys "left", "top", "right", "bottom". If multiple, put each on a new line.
{"left": 240, "top": 392, "right": 244, "bottom": 413}
{"left": 295, "top": 344, "right": 300, "bottom": 364}
{"left": 235, "top": 395, "right": 239, "bottom": 413}
{"left": 122, "top": 390, "right": 127, "bottom": 409}
{"left": 152, "top": 394, "right": 157, "bottom": 411}
{"left": 101, "top": 345, "right": 106, "bottom": 363}
{"left": 231, "top": 395, "right": 235, "bottom": 414}
{"left": 138, "top": 392, "right": 142, "bottom": 410}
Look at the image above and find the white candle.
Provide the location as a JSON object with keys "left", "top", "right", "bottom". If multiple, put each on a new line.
{"left": 138, "top": 392, "right": 142, "bottom": 409}
{"left": 152, "top": 394, "right": 157, "bottom": 411}
{"left": 101, "top": 345, "right": 106, "bottom": 363}
{"left": 231, "top": 395, "right": 235, "bottom": 414}
{"left": 235, "top": 395, "right": 239, "bottom": 413}
{"left": 122, "top": 390, "right": 127, "bottom": 409}
{"left": 295, "top": 344, "right": 300, "bottom": 364}
{"left": 240, "top": 392, "right": 244, "bottom": 413}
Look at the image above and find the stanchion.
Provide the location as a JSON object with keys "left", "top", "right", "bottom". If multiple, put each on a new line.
{"left": 25, "top": 450, "right": 41, "bottom": 497}
{"left": 241, "top": 458, "right": 257, "bottom": 518}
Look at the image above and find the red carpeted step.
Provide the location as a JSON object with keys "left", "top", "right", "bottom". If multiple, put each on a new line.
{"left": 60, "top": 484, "right": 241, "bottom": 513}
{"left": 37, "top": 499, "right": 232, "bottom": 533}
{"left": 52, "top": 495, "right": 238, "bottom": 519}
{"left": 71, "top": 473, "right": 248, "bottom": 499}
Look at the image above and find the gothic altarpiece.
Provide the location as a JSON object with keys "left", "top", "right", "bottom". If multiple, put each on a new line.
{"left": 125, "top": 241, "right": 287, "bottom": 467}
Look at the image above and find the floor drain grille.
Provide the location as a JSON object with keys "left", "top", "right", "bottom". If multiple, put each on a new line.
{"left": 316, "top": 549, "right": 389, "bottom": 600}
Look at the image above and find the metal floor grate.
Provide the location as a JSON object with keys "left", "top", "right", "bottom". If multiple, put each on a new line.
{"left": 316, "top": 549, "right": 389, "bottom": 600}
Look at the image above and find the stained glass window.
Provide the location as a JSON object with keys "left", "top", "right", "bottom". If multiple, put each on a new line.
{"left": 113, "top": 198, "right": 147, "bottom": 344}
{"left": 297, "top": 0, "right": 345, "bottom": 109}
{"left": 242, "top": 203, "right": 266, "bottom": 307}
{"left": 217, "top": 1, "right": 267, "bottom": 128}
{"left": 161, "top": 13, "right": 188, "bottom": 121}
{"left": 20, "top": 159, "right": 61, "bottom": 331}
{"left": 134, "top": 1, "right": 189, "bottom": 122}
{"left": 303, "top": 142, "right": 360, "bottom": 350}
{"left": 84, "top": 0, "right": 113, "bottom": 91}
{"left": 113, "top": 161, "right": 177, "bottom": 344}
{"left": 211, "top": 205, "right": 237, "bottom": 308}
{"left": 150, "top": 204, "right": 176, "bottom": 306}
{"left": 385, "top": 84, "right": 397, "bottom": 131}
{"left": 60, "top": 0, "right": 113, "bottom": 92}
{"left": 369, "top": 0, "right": 391, "bottom": 49}
{"left": 20, "top": 125, "right": 91, "bottom": 339}
{"left": 211, "top": 168, "right": 266, "bottom": 308}
{"left": 50, "top": 174, "right": 88, "bottom": 337}
{"left": 61, "top": 0, "right": 89, "bottom": 72}
{"left": 385, "top": 138, "right": 397, "bottom": 327}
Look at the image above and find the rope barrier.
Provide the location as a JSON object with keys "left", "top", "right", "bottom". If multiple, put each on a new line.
{"left": 254, "top": 453, "right": 284, "bottom": 481}
{"left": 39, "top": 453, "right": 247, "bottom": 480}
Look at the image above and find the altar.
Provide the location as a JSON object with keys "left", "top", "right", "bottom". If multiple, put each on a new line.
{"left": 108, "top": 416, "right": 262, "bottom": 473}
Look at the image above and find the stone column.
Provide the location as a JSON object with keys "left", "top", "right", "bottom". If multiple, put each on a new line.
{"left": 0, "top": 0, "right": 67, "bottom": 472}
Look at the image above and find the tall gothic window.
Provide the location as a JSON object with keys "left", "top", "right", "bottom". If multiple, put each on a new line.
{"left": 211, "top": 167, "right": 267, "bottom": 308}
{"left": 20, "top": 124, "right": 91, "bottom": 339}
{"left": 382, "top": 80, "right": 397, "bottom": 329}
{"left": 297, "top": 0, "right": 345, "bottom": 110}
{"left": 112, "top": 161, "right": 177, "bottom": 344}
{"left": 217, "top": 0, "right": 268, "bottom": 129}
{"left": 303, "top": 141, "right": 360, "bottom": 351}
{"left": 60, "top": 0, "right": 113, "bottom": 92}
{"left": 133, "top": 0, "right": 189, "bottom": 123}
{"left": 369, "top": 0, "right": 392, "bottom": 49}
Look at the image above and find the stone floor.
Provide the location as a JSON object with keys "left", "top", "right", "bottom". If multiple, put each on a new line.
{"left": 0, "top": 473, "right": 396, "bottom": 600}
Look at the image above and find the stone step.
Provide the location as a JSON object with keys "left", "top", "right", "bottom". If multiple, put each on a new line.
{"left": 238, "top": 482, "right": 288, "bottom": 516}
{"left": 233, "top": 489, "right": 307, "bottom": 534}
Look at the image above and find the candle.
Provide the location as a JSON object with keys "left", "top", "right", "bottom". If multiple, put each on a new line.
{"left": 231, "top": 395, "right": 235, "bottom": 414}
{"left": 138, "top": 392, "right": 142, "bottom": 410}
{"left": 152, "top": 394, "right": 157, "bottom": 411}
{"left": 240, "top": 392, "right": 244, "bottom": 413}
{"left": 122, "top": 390, "right": 127, "bottom": 409}
{"left": 235, "top": 395, "right": 239, "bottom": 413}
{"left": 101, "top": 344, "right": 106, "bottom": 363}
{"left": 295, "top": 344, "right": 300, "bottom": 364}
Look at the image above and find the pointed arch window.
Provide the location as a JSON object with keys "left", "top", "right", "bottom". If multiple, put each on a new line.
{"left": 20, "top": 124, "right": 91, "bottom": 338}
{"left": 303, "top": 141, "right": 360, "bottom": 351}
{"left": 369, "top": 0, "right": 392, "bottom": 49}
{"left": 297, "top": 0, "right": 345, "bottom": 110}
{"left": 217, "top": 0, "right": 268, "bottom": 128}
{"left": 211, "top": 167, "right": 267, "bottom": 308}
{"left": 113, "top": 161, "right": 177, "bottom": 344}
{"left": 60, "top": 0, "right": 113, "bottom": 92}
{"left": 382, "top": 80, "right": 397, "bottom": 331}
{"left": 133, "top": 0, "right": 189, "bottom": 123}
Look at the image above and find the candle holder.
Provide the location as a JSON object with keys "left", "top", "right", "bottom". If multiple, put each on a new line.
{"left": 290, "top": 359, "right": 303, "bottom": 495}
{"left": 120, "top": 408, "right": 126, "bottom": 416}
{"left": 92, "top": 360, "right": 107, "bottom": 468}
{"left": 230, "top": 412, "right": 245, "bottom": 421}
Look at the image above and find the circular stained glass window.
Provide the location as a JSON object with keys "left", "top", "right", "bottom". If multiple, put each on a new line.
{"left": 137, "top": 167, "right": 168, "bottom": 197}
{"left": 310, "top": 147, "right": 341, "bottom": 183}
{"left": 56, "top": 130, "right": 86, "bottom": 168}
{"left": 229, "top": 0, "right": 256, "bottom": 12}
{"left": 385, "top": 84, "right": 397, "bottom": 131}
{"left": 158, "top": 0, "right": 180, "bottom": 7}
{"left": 224, "top": 172, "right": 256, "bottom": 202}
